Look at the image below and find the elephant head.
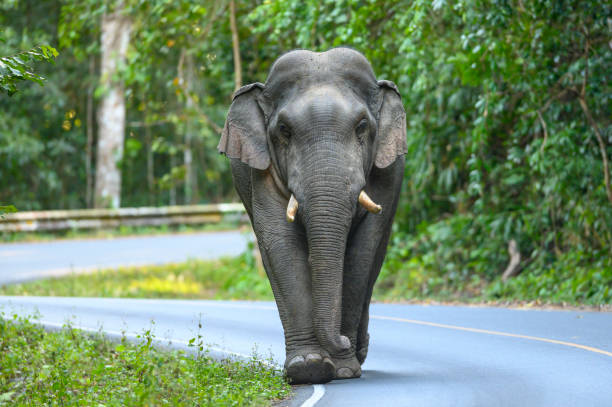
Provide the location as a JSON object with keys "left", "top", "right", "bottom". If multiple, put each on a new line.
{"left": 218, "top": 48, "right": 406, "bottom": 355}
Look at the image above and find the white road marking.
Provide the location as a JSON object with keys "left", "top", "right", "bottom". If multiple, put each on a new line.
{"left": 300, "top": 384, "right": 325, "bottom": 407}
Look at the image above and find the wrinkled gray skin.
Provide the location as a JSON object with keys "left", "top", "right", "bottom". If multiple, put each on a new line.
{"left": 218, "top": 48, "right": 406, "bottom": 384}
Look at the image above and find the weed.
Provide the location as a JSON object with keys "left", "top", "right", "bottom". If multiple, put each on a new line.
{"left": 0, "top": 313, "right": 290, "bottom": 406}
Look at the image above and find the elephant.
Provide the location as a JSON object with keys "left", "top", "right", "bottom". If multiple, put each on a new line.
{"left": 218, "top": 47, "right": 406, "bottom": 384}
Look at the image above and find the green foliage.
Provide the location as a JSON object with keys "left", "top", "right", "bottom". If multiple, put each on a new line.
{"left": 0, "top": 252, "right": 273, "bottom": 300}
{"left": 0, "top": 205, "right": 16, "bottom": 218}
{"left": 376, "top": 222, "right": 611, "bottom": 304}
{"left": 0, "top": 45, "right": 57, "bottom": 95}
{"left": 1, "top": 0, "right": 610, "bottom": 301}
{"left": 0, "top": 1, "right": 87, "bottom": 209}
{"left": 251, "top": 0, "right": 611, "bottom": 298}
{"left": 0, "top": 313, "right": 290, "bottom": 406}
{"left": 53, "top": 0, "right": 269, "bottom": 207}
{"left": 485, "top": 251, "right": 612, "bottom": 304}
{"left": 1, "top": 0, "right": 247, "bottom": 209}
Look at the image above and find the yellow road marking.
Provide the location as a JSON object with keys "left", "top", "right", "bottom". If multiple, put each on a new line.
{"left": 371, "top": 315, "right": 612, "bottom": 358}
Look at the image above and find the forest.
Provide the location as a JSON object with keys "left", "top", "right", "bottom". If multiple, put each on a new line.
{"left": 1, "top": 0, "right": 610, "bottom": 303}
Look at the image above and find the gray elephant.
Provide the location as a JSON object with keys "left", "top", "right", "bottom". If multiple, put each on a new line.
{"left": 218, "top": 48, "right": 406, "bottom": 384}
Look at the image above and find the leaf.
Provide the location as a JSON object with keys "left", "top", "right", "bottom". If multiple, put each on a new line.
{"left": 0, "top": 392, "right": 15, "bottom": 401}
{"left": 0, "top": 205, "right": 17, "bottom": 216}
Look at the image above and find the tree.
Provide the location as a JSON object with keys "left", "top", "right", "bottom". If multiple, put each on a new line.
{"left": 1, "top": 20, "right": 58, "bottom": 216}
{"left": 95, "top": 3, "right": 132, "bottom": 208}
{"left": 250, "top": 0, "right": 611, "bottom": 287}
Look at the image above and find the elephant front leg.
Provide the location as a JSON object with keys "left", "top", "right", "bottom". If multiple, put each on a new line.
{"left": 334, "top": 159, "right": 405, "bottom": 378}
{"left": 251, "top": 170, "right": 335, "bottom": 384}
{"left": 332, "top": 216, "right": 391, "bottom": 379}
{"left": 344, "top": 217, "right": 394, "bottom": 370}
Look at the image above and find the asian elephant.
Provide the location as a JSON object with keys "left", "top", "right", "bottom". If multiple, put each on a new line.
{"left": 218, "top": 48, "right": 406, "bottom": 384}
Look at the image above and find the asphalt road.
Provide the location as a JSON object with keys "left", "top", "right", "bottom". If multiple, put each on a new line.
{"left": 0, "top": 231, "right": 248, "bottom": 285}
{"left": 1, "top": 296, "right": 610, "bottom": 407}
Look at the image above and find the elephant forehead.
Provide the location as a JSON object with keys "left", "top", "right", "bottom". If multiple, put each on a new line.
{"left": 286, "top": 86, "right": 355, "bottom": 116}
{"left": 264, "top": 48, "right": 378, "bottom": 99}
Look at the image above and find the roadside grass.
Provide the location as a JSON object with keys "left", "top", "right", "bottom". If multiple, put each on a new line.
{"left": 0, "top": 222, "right": 242, "bottom": 243}
{"left": 376, "top": 240, "right": 612, "bottom": 306}
{"left": 1, "top": 245, "right": 609, "bottom": 307}
{"left": 0, "top": 312, "right": 290, "bottom": 406}
{"left": 373, "top": 263, "right": 612, "bottom": 307}
{"left": 0, "top": 253, "right": 273, "bottom": 300}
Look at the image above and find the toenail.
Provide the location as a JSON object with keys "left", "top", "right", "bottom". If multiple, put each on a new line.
{"left": 288, "top": 355, "right": 305, "bottom": 367}
{"left": 305, "top": 353, "right": 322, "bottom": 363}
{"left": 336, "top": 367, "right": 353, "bottom": 378}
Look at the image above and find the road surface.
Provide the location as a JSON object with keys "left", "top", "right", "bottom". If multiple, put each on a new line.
{"left": 1, "top": 296, "right": 610, "bottom": 406}
{"left": 0, "top": 231, "right": 248, "bottom": 285}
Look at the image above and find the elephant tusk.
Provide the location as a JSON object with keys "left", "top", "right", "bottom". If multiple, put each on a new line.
{"left": 359, "top": 190, "right": 382, "bottom": 214}
{"left": 286, "top": 194, "right": 299, "bottom": 222}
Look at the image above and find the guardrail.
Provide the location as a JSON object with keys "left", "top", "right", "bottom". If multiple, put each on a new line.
{"left": 0, "top": 203, "right": 247, "bottom": 232}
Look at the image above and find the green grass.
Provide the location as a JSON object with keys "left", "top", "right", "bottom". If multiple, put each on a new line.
{"left": 0, "top": 222, "right": 243, "bottom": 243}
{"left": 0, "top": 253, "right": 273, "bottom": 300}
{"left": 1, "top": 243, "right": 609, "bottom": 307}
{"left": 0, "top": 313, "right": 290, "bottom": 406}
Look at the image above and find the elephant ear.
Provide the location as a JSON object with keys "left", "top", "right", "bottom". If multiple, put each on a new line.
{"left": 218, "top": 82, "right": 270, "bottom": 170}
{"left": 375, "top": 80, "right": 407, "bottom": 168}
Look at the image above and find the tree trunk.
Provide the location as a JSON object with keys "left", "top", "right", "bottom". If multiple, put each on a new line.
{"left": 502, "top": 239, "right": 521, "bottom": 281}
{"left": 179, "top": 49, "right": 198, "bottom": 204}
{"left": 95, "top": 8, "right": 131, "bottom": 208}
{"left": 184, "top": 126, "right": 194, "bottom": 204}
{"left": 229, "top": 0, "right": 242, "bottom": 92}
{"left": 86, "top": 56, "right": 95, "bottom": 208}
{"left": 144, "top": 111, "right": 154, "bottom": 205}
{"left": 169, "top": 152, "right": 177, "bottom": 206}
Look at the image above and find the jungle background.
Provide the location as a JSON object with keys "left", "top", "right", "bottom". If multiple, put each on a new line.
{"left": 1, "top": 0, "right": 610, "bottom": 304}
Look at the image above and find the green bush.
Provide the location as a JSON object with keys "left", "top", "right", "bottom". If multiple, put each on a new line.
{"left": 254, "top": 0, "right": 612, "bottom": 305}
{"left": 0, "top": 313, "right": 290, "bottom": 406}
{"left": 486, "top": 251, "right": 612, "bottom": 304}
{"left": 375, "top": 219, "right": 611, "bottom": 305}
{"left": 1, "top": 0, "right": 610, "bottom": 305}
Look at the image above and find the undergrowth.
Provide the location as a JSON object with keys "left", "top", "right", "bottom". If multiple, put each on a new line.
{"left": 0, "top": 313, "right": 290, "bottom": 406}
{"left": 375, "top": 217, "right": 612, "bottom": 305}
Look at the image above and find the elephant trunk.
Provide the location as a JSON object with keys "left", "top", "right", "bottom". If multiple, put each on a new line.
{"left": 303, "top": 179, "right": 354, "bottom": 354}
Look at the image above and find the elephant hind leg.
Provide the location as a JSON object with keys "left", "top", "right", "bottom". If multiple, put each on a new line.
{"left": 356, "top": 332, "right": 370, "bottom": 365}
{"left": 331, "top": 354, "right": 362, "bottom": 379}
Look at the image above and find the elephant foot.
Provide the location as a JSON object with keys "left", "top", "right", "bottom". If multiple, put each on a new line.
{"left": 285, "top": 351, "right": 335, "bottom": 384}
{"left": 332, "top": 355, "right": 362, "bottom": 379}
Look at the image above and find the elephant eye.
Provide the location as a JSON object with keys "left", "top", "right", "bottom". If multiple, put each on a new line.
{"left": 355, "top": 119, "right": 369, "bottom": 140}
{"left": 278, "top": 122, "right": 292, "bottom": 139}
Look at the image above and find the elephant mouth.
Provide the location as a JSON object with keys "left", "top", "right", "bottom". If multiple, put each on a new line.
{"left": 285, "top": 190, "right": 381, "bottom": 223}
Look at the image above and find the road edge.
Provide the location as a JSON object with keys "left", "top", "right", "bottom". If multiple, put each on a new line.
{"left": 37, "top": 319, "right": 322, "bottom": 407}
